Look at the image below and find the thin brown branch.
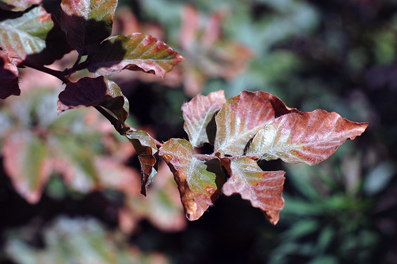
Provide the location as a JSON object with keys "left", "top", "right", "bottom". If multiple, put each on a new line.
{"left": 21, "top": 61, "right": 70, "bottom": 84}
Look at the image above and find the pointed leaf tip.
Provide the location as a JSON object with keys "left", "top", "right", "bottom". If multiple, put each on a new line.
{"left": 159, "top": 139, "right": 225, "bottom": 220}
{"left": 247, "top": 109, "right": 369, "bottom": 165}
{"left": 182, "top": 90, "right": 226, "bottom": 147}
{"left": 87, "top": 33, "right": 184, "bottom": 78}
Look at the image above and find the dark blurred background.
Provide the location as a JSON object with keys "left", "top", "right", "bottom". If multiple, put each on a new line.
{"left": 1, "top": 0, "right": 397, "bottom": 263}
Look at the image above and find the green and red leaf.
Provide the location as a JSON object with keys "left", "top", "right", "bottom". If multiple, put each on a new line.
{"left": 87, "top": 33, "right": 184, "bottom": 78}
{"left": 2, "top": 130, "right": 51, "bottom": 203}
{"left": 126, "top": 130, "right": 158, "bottom": 196}
{"left": 58, "top": 76, "right": 129, "bottom": 124}
{"left": 246, "top": 109, "right": 369, "bottom": 165}
{"left": 61, "top": 0, "right": 117, "bottom": 55}
{"left": 222, "top": 157, "right": 285, "bottom": 225}
{"left": 214, "top": 91, "right": 293, "bottom": 156}
{"left": 182, "top": 90, "right": 226, "bottom": 147}
{"left": 159, "top": 138, "right": 225, "bottom": 220}
{"left": 0, "top": 6, "right": 71, "bottom": 65}
{"left": 0, "top": 0, "right": 41, "bottom": 12}
{"left": 0, "top": 50, "right": 20, "bottom": 99}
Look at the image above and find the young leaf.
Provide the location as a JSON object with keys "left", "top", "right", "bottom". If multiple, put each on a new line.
{"left": 159, "top": 138, "right": 225, "bottom": 220}
{"left": 58, "top": 76, "right": 129, "bottom": 124}
{"left": 87, "top": 33, "right": 184, "bottom": 78}
{"left": 182, "top": 90, "right": 226, "bottom": 147}
{"left": 126, "top": 130, "right": 158, "bottom": 196}
{"left": 215, "top": 91, "right": 293, "bottom": 156}
{"left": 61, "top": 0, "right": 117, "bottom": 55}
{"left": 0, "top": 6, "right": 71, "bottom": 65}
{"left": 222, "top": 157, "right": 285, "bottom": 225}
{"left": 246, "top": 109, "right": 369, "bottom": 165}
{"left": 0, "top": 0, "right": 41, "bottom": 12}
{"left": 0, "top": 50, "right": 20, "bottom": 99}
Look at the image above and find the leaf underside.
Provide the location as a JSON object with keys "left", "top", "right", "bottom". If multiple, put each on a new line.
{"left": 126, "top": 130, "right": 158, "bottom": 196}
{"left": 0, "top": 0, "right": 41, "bottom": 12}
{"left": 87, "top": 33, "right": 184, "bottom": 78}
{"left": 57, "top": 76, "right": 129, "bottom": 124}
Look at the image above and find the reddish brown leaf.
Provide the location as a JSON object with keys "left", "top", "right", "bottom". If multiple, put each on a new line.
{"left": 0, "top": 50, "right": 20, "bottom": 99}
{"left": 215, "top": 91, "right": 294, "bottom": 156}
{"left": 159, "top": 138, "right": 225, "bottom": 220}
{"left": 182, "top": 90, "right": 226, "bottom": 147}
{"left": 247, "top": 109, "right": 369, "bottom": 165}
{"left": 58, "top": 76, "right": 129, "bottom": 123}
{"left": 222, "top": 157, "right": 285, "bottom": 225}
{"left": 126, "top": 130, "right": 158, "bottom": 196}
{"left": 87, "top": 33, "right": 184, "bottom": 78}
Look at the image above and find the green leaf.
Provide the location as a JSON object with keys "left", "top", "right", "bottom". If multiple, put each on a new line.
{"left": 58, "top": 76, "right": 129, "bottom": 124}
{"left": 0, "top": 49, "right": 20, "bottom": 99}
{"left": 214, "top": 91, "right": 293, "bottom": 156}
{"left": 182, "top": 90, "right": 226, "bottom": 147}
{"left": 246, "top": 109, "right": 369, "bottom": 165}
{"left": 0, "top": 0, "right": 40, "bottom": 12}
{"left": 2, "top": 130, "right": 50, "bottom": 203}
{"left": 0, "top": 6, "right": 71, "bottom": 65}
{"left": 87, "top": 33, "right": 184, "bottom": 78}
{"left": 159, "top": 138, "right": 225, "bottom": 220}
{"left": 126, "top": 130, "right": 158, "bottom": 196}
{"left": 61, "top": 0, "right": 117, "bottom": 55}
{"left": 222, "top": 157, "right": 285, "bottom": 225}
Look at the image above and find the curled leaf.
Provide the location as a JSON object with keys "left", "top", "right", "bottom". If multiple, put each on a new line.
{"left": 182, "top": 90, "right": 226, "bottom": 147}
{"left": 247, "top": 109, "right": 369, "bottom": 165}
{"left": 61, "top": 0, "right": 117, "bottom": 55}
{"left": 58, "top": 76, "right": 129, "bottom": 124}
{"left": 159, "top": 138, "right": 225, "bottom": 220}
{"left": 0, "top": 50, "right": 20, "bottom": 99}
{"left": 222, "top": 157, "right": 285, "bottom": 225}
{"left": 87, "top": 33, "right": 184, "bottom": 78}
{"left": 0, "top": 0, "right": 41, "bottom": 12}
{"left": 126, "top": 130, "right": 158, "bottom": 196}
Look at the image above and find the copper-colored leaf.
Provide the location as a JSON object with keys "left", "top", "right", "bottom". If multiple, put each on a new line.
{"left": 2, "top": 131, "right": 51, "bottom": 203}
{"left": 58, "top": 76, "right": 129, "bottom": 123}
{"left": 247, "top": 109, "right": 369, "bottom": 165}
{"left": 215, "top": 91, "right": 294, "bottom": 156}
{"left": 182, "top": 90, "right": 226, "bottom": 147}
{"left": 126, "top": 130, "right": 158, "bottom": 196}
{"left": 0, "top": 6, "right": 71, "bottom": 65}
{"left": 159, "top": 138, "right": 225, "bottom": 220}
{"left": 87, "top": 33, "right": 184, "bottom": 78}
{"left": 222, "top": 157, "right": 285, "bottom": 225}
{"left": 0, "top": 50, "right": 20, "bottom": 99}
{"left": 0, "top": 0, "right": 41, "bottom": 12}
{"left": 61, "top": 0, "right": 117, "bottom": 55}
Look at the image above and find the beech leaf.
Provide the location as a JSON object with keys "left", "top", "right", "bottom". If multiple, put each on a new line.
{"left": 159, "top": 138, "right": 225, "bottom": 220}
{"left": 222, "top": 157, "right": 285, "bottom": 225}
{"left": 0, "top": 0, "right": 41, "bottom": 12}
{"left": 61, "top": 0, "right": 117, "bottom": 55}
{"left": 0, "top": 6, "right": 71, "bottom": 65}
{"left": 0, "top": 50, "right": 20, "bottom": 99}
{"left": 58, "top": 76, "right": 129, "bottom": 124}
{"left": 87, "top": 33, "right": 184, "bottom": 78}
{"left": 182, "top": 90, "right": 226, "bottom": 147}
{"left": 126, "top": 130, "right": 158, "bottom": 196}
{"left": 214, "top": 91, "right": 294, "bottom": 156}
{"left": 247, "top": 109, "right": 369, "bottom": 165}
